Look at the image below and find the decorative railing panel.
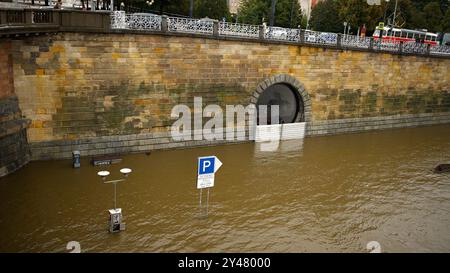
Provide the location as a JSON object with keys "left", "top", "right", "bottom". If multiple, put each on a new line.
{"left": 6, "top": 10, "right": 25, "bottom": 24}
{"left": 219, "top": 22, "right": 259, "bottom": 38}
{"left": 342, "top": 34, "right": 371, "bottom": 49}
{"left": 402, "top": 42, "right": 428, "bottom": 55}
{"left": 110, "top": 11, "right": 161, "bottom": 31}
{"left": 167, "top": 17, "right": 213, "bottom": 35}
{"left": 430, "top": 45, "right": 450, "bottom": 56}
{"left": 373, "top": 39, "right": 400, "bottom": 52}
{"left": 264, "top": 26, "right": 301, "bottom": 42}
{"left": 32, "top": 10, "right": 53, "bottom": 24}
{"left": 111, "top": 11, "right": 126, "bottom": 29}
{"left": 304, "top": 30, "right": 338, "bottom": 46}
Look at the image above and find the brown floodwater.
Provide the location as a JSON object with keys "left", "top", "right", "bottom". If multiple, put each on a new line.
{"left": 1, "top": 125, "right": 450, "bottom": 253}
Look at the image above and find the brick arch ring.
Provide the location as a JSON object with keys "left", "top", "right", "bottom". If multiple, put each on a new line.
{"left": 249, "top": 74, "right": 312, "bottom": 123}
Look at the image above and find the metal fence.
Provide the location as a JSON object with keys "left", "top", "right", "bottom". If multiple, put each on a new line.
{"left": 342, "top": 34, "right": 371, "bottom": 49}
{"left": 264, "top": 26, "right": 301, "bottom": 42}
{"left": 167, "top": 16, "right": 214, "bottom": 35}
{"left": 219, "top": 22, "right": 259, "bottom": 38}
{"left": 110, "top": 11, "right": 161, "bottom": 31}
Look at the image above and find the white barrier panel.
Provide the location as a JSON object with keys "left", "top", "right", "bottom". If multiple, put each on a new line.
{"left": 255, "top": 122, "right": 306, "bottom": 142}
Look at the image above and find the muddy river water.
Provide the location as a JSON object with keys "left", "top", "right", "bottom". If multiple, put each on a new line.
{"left": 1, "top": 125, "right": 450, "bottom": 252}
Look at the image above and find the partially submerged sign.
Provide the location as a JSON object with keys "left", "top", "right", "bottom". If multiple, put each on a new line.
{"left": 91, "top": 155, "right": 123, "bottom": 166}
{"left": 197, "top": 156, "right": 222, "bottom": 189}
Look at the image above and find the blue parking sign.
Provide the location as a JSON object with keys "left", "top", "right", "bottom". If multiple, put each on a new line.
{"left": 198, "top": 157, "right": 215, "bottom": 175}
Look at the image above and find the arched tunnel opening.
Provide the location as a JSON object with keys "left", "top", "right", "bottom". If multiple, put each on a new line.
{"left": 256, "top": 83, "right": 304, "bottom": 125}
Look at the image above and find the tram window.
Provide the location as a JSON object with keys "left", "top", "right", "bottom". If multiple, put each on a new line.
{"left": 387, "top": 30, "right": 392, "bottom": 36}
{"left": 401, "top": 32, "right": 407, "bottom": 38}
{"left": 425, "top": 35, "right": 431, "bottom": 41}
{"left": 395, "top": 31, "right": 401, "bottom": 37}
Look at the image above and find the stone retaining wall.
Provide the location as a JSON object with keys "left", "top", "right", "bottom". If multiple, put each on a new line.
{"left": 1, "top": 32, "right": 449, "bottom": 161}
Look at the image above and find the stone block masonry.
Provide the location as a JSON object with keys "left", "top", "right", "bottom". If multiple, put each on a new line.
{"left": 1, "top": 32, "right": 449, "bottom": 161}
{"left": 0, "top": 41, "right": 30, "bottom": 177}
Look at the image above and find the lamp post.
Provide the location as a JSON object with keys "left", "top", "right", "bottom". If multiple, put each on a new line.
{"left": 98, "top": 167, "right": 132, "bottom": 233}
{"left": 392, "top": 0, "right": 398, "bottom": 27}
{"left": 383, "top": 0, "right": 390, "bottom": 25}
{"left": 269, "top": 0, "right": 276, "bottom": 27}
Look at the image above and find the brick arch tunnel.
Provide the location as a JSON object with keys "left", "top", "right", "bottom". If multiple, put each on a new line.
{"left": 250, "top": 74, "right": 312, "bottom": 125}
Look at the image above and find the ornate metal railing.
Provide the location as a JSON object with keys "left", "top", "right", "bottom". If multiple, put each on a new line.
{"left": 430, "top": 45, "right": 450, "bottom": 55}
{"left": 304, "top": 30, "right": 338, "bottom": 46}
{"left": 342, "top": 34, "right": 371, "bottom": 49}
{"left": 373, "top": 39, "right": 400, "bottom": 52}
{"left": 402, "top": 42, "right": 428, "bottom": 55}
{"left": 264, "top": 26, "right": 301, "bottom": 42}
{"left": 110, "top": 11, "right": 161, "bottom": 31}
{"left": 32, "top": 10, "right": 53, "bottom": 24}
{"left": 219, "top": 22, "right": 259, "bottom": 38}
{"left": 167, "top": 16, "right": 214, "bottom": 35}
{"left": 5, "top": 10, "right": 25, "bottom": 24}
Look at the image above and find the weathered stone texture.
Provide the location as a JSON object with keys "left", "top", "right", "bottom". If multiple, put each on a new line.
{"left": 3, "top": 32, "right": 450, "bottom": 160}
{"left": 0, "top": 41, "right": 31, "bottom": 177}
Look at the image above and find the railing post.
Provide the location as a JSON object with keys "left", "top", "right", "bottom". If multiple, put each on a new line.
{"left": 161, "top": 15, "right": 168, "bottom": 33}
{"left": 369, "top": 37, "right": 374, "bottom": 51}
{"left": 24, "top": 9, "right": 33, "bottom": 25}
{"left": 258, "top": 25, "right": 265, "bottom": 41}
{"left": 426, "top": 44, "right": 431, "bottom": 55}
{"left": 103, "top": 11, "right": 111, "bottom": 32}
{"left": 52, "top": 10, "right": 60, "bottom": 26}
{"left": 213, "top": 20, "right": 219, "bottom": 37}
{"left": 300, "top": 29, "right": 305, "bottom": 44}
{"left": 0, "top": 10, "right": 6, "bottom": 25}
{"left": 337, "top": 33, "right": 342, "bottom": 49}
{"left": 399, "top": 41, "right": 403, "bottom": 55}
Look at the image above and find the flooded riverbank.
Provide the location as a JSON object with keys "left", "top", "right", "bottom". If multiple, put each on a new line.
{"left": 1, "top": 125, "right": 450, "bottom": 252}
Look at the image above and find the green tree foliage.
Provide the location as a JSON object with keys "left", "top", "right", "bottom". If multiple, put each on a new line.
{"left": 337, "top": 0, "right": 383, "bottom": 33}
{"left": 442, "top": 8, "right": 450, "bottom": 32}
{"left": 423, "top": 1, "right": 444, "bottom": 32}
{"left": 194, "top": 0, "right": 231, "bottom": 20}
{"left": 126, "top": 0, "right": 190, "bottom": 16}
{"left": 238, "top": 0, "right": 302, "bottom": 28}
{"left": 309, "top": 0, "right": 343, "bottom": 33}
{"left": 238, "top": 0, "right": 268, "bottom": 25}
{"left": 307, "top": 0, "right": 449, "bottom": 34}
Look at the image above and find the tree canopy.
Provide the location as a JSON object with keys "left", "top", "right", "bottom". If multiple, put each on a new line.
{"left": 237, "top": 0, "right": 303, "bottom": 28}
{"left": 309, "top": 0, "right": 450, "bottom": 34}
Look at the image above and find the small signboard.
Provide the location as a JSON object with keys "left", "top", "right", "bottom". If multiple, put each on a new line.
{"left": 197, "top": 156, "right": 222, "bottom": 189}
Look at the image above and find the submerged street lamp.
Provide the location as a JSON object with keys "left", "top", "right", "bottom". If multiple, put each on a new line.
{"left": 97, "top": 168, "right": 132, "bottom": 233}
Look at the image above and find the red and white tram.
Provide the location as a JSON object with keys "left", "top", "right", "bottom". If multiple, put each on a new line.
{"left": 373, "top": 26, "right": 438, "bottom": 46}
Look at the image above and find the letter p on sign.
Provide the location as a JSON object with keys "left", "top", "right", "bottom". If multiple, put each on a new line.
{"left": 198, "top": 157, "right": 215, "bottom": 175}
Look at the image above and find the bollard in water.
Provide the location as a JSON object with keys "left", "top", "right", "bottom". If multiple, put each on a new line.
{"left": 72, "top": 151, "right": 80, "bottom": 168}
{"left": 108, "top": 208, "right": 125, "bottom": 233}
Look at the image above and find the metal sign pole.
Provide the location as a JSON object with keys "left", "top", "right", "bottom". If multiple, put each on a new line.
{"left": 197, "top": 156, "right": 222, "bottom": 217}
{"left": 206, "top": 188, "right": 210, "bottom": 216}
{"left": 114, "top": 182, "right": 117, "bottom": 209}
